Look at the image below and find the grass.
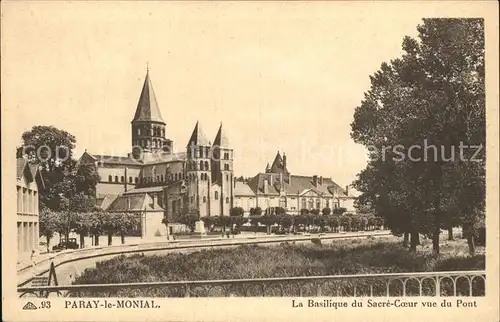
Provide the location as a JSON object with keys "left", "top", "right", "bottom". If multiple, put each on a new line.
{"left": 72, "top": 236, "right": 485, "bottom": 297}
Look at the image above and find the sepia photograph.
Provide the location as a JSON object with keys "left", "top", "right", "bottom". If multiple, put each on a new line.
{"left": 2, "top": 1, "right": 498, "bottom": 321}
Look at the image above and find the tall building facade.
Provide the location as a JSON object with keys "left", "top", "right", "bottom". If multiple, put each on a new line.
{"left": 17, "top": 158, "right": 44, "bottom": 261}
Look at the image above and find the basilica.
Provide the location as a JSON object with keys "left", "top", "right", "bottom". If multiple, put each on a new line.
{"left": 78, "top": 70, "right": 356, "bottom": 238}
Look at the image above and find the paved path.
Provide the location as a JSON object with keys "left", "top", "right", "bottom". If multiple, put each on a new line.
{"left": 18, "top": 230, "right": 392, "bottom": 287}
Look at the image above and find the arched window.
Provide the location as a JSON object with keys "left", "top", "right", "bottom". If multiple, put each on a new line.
{"left": 129, "top": 177, "right": 133, "bottom": 183}
{"left": 226, "top": 197, "right": 229, "bottom": 204}
{"left": 280, "top": 197, "right": 287, "bottom": 208}
{"left": 203, "top": 196, "right": 207, "bottom": 203}
{"left": 115, "top": 176, "right": 119, "bottom": 183}
{"left": 174, "top": 173, "right": 178, "bottom": 181}
{"left": 121, "top": 176, "right": 125, "bottom": 183}
{"left": 224, "top": 164, "right": 229, "bottom": 171}
{"left": 226, "top": 174, "right": 229, "bottom": 181}
{"left": 215, "top": 191, "right": 219, "bottom": 200}
{"left": 109, "top": 175, "right": 112, "bottom": 182}
{"left": 204, "top": 161, "right": 209, "bottom": 170}
{"left": 199, "top": 161, "right": 204, "bottom": 170}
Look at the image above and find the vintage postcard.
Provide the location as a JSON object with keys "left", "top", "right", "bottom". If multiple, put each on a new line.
{"left": 1, "top": 1, "right": 499, "bottom": 321}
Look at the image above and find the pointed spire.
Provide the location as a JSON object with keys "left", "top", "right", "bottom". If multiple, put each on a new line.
{"left": 213, "top": 123, "right": 229, "bottom": 148}
{"left": 132, "top": 69, "right": 165, "bottom": 124}
{"left": 269, "top": 151, "right": 288, "bottom": 174}
{"left": 187, "top": 121, "right": 209, "bottom": 147}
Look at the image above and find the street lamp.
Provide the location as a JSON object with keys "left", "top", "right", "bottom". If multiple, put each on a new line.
{"left": 59, "top": 193, "right": 71, "bottom": 250}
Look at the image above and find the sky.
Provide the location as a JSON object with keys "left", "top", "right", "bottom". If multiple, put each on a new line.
{"left": 2, "top": 2, "right": 429, "bottom": 188}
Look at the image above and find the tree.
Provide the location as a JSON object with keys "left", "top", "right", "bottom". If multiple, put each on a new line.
{"left": 332, "top": 207, "right": 347, "bottom": 215}
{"left": 39, "top": 208, "right": 60, "bottom": 252}
{"left": 115, "top": 213, "right": 139, "bottom": 244}
{"left": 230, "top": 207, "right": 244, "bottom": 217}
{"left": 322, "top": 207, "right": 331, "bottom": 216}
{"left": 220, "top": 216, "right": 232, "bottom": 232}
{"left": 177, "top": 212, "right": 199, "bottom": 233}
{"left": 259, "top": 214, "right": 277, "bottom": 235}
{"left": 88, "top": 210, "right": 104, "bottom": 246}
{"left": 326, "top": 215, "right": 340, "bottom": 233}
{"left": 277, "top": 213, "right": 293, "bottom": 233}
{"left": 275, "top": 207, "right": 287, "bottom": 216}
{"left": 74, "top": 212, "right": 90, "bottom": 248}
{"left": 351, "top": 19, "right": 485, "bottom": 255}
{"left": 253, "top": 207, "right": 263, "bottom": 216}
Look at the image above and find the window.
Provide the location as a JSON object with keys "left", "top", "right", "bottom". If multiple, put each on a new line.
{"left": 224, "top": 164, "right": 229, "bottom": 171}
{"left": 200, "top": 161, "right": 204, "bottom": 170}
{"left": 301, "top": 198, "right": 306, "bottom": 209}
{"left": 280, "top": 197, "right": 287, "bottom": 208}
{"left": 200, "top": 147, "right": 204, "bottom": 158}
{"left": 308, "top": 199, "right": 314, "bottom": 210}
{"left": 115, "top": 176, "right": 119, "bottom": 183}
{"left": 157, "top": 175, "right": 160, "bottom": 182}
{"left": 109, "top": 175, "right": 112, "bottom": 182}
{"left": 226, "top": 174, "right": 229, "bottom": 181}
{"left": 204, "top": 161, "right": 209, "bottom": 170}
{"left": 215, "top": 191, "right": 219, "bottom": 200}
{"left": 138, "top": 128, "right": 141, "bottom": 136}
{"left": 161, "top": 174, "right": 164, "bottom": 182}
{"left": 121, "top": 176, "right": 124, "bottom": 183}
{"left": 316, "top": 199, "right": 321, "bottom": 209}
{"left": 174, "top": 173, "right": 178, "bottom": 181}
{"left": 203, "top": 196, "right": 207, "bottom": 203}
{"left": 226, "top": 197, "right": 229, "bottom": 204}
{"left": 135, "top": 177, "right": 138, "bottom": 183}
{"left": 326, "top": 200, "right": 329, "bottom": 208}
{"left": 190, "top": 196, "right": 194, "bottom": 204}
{"left": 224, "top": 153, "right": 229, "bottom": 160}
{"left": 129, "top": 177, "right": 133, "bottom": 183}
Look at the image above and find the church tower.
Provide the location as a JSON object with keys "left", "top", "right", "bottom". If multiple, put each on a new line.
{"left": 131, "top": 69, "right": 173, "bottom": 159}
{"left": 186, "top": 122, "right": 211, "bottom": 217}
{"left": 211, "top": 124, "right": 234, "bottom": 216}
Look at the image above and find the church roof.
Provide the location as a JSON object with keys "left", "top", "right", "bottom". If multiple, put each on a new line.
{"left": 16, "top": 158, "right": 29, "bottom": 180}
{"left": 91, "top": 154, "right": 142, "bottom": 166}
{"left": 234, "top": 181, "right": 255, "bottom": 196}
{"left": 245, "top": 173, "right": 348, "bottom": 197}
{"left": 187, "top": 121, "right": 209, "bottom": 147}
{"left": 107, "top": 194, "right": 163, "bottom": 212}
{"left": 269, "top": 151, "right": 288, "bottom": 174}
{"left": 213, "top": 124, "right": 229, "bottom": 148}
{"left": 132, "top": 70, "right": 165, "bottom": 124}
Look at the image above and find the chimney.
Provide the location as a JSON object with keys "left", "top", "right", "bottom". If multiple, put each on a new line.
{"left": 268, "top": 175, "right": 273, "bottom": 186}
{"left": 283, "top": 153, "right": 287, "bottom": 171}
{"left": 312, "top": 175, "right": 318, "bottom": 187}
{"left": 124, "top": 167, "right": 128, "bottom": 191}
{"left": 345, "top": 185, "right": 349, "bottom": 196}
{"left": 319, "top": 176, "right": 323, "bottom": 185}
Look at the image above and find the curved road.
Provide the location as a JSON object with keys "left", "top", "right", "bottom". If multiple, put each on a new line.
{"left": 19, "top": 231, "right": 392, "bottom": 286}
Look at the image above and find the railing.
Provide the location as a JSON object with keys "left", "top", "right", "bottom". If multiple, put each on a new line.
{"left": 18, "top": 271, "right": 485, "bottom": 298}
{"left": 18, "top": 231, "right": 392, "bottom": 287}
